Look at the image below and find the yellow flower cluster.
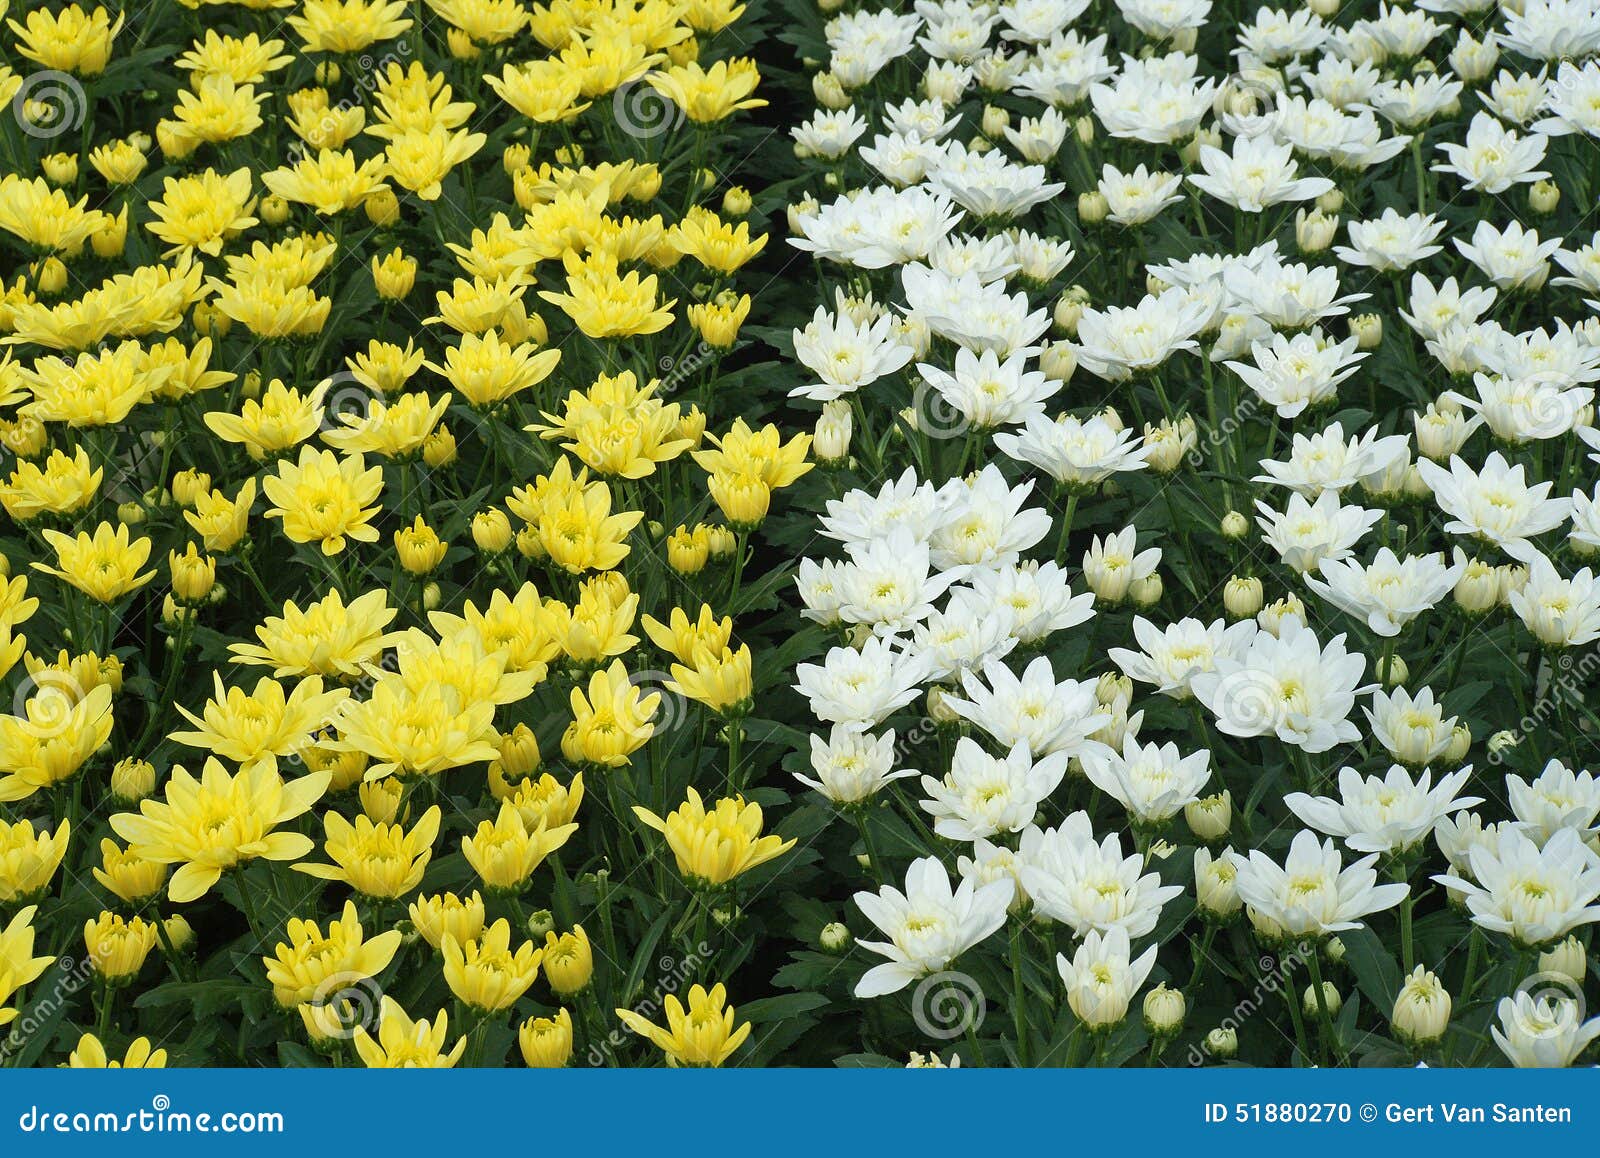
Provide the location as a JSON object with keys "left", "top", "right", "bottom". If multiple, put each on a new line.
{"left": 0, "top": 0, "right": 793, "bottom": 1069}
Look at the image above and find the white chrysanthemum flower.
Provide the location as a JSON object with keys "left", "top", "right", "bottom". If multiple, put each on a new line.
{"left": 1255, "top": 489, "right": 1383, "bottom": 573}
{"left": 797, "top": 726, "right": 916, "bottom": 804}
{"left": 1081, "top": 735, "right": 1212, "bottom": 825}
{"left": 1096, "top": 162, "right": 1184, "bottom": 226}
{"left": 1082, "top": 526, "right": 1162, "bottom": 603}
{"left": 1506, "top": 758, "right": 1600, "bottom": 844}
{"left": 1332, "top": 208, "right": 1445, "bottom": 271}
{"left": 1108, "top": 616, "right": 1258, "bottom": 700}
{"left": 1253, "top": 421, "right": 1409, "bottom": 496}
{"left": 929, "top": 465, "right": 1052, "bottom": 572}
{"left": 1191, "top": 619, "right": 1373, "bottom": 752}
{"left": 794, "top": 636, "right": 931, "bottom": 727}
{"left": 1434, "top": 827, "right": 1600, "bottom": 945}
{"left": 1400, "top": 273, "right": 1498, "bottom": 342}
{"left": 993, "top": 411, "right": 1149, "bottom": 486}
{"left": 1188, "top": 133, "right": 1335, "bottom": 212}
{"left": 1055, "top": 926, "right": 1158, "bottom": 1029}
{"left": 1454, "top": 219, "right": 1561, "bottom": 292}
{"left": 1492, "top": 990, "right": 1600, "bottom": 1068}
{"left": 1365, "top": 685, "right": 1462, "bottom": 767}
{"left": 919, "top": 737, "right": 1069, "bottom": 841}
{"left": 852, "top": 856, "right": 1013, "bottom": 997}
{"left": 1508, "top": 551, "right": 1600, "bottom": 647}
{"left": 1415, "top": 451, "right": 1573, "bottom": 561}
{"left": 944, "top": 654, "right": 1109, "bottom": 758}
{"left": 1229, "top": 829, "right": 1410, "bottom": 936}
{"left": 1019, "top": 812, "right": 1183, "bottom": 937}
{"left": 1306, "top": 548, "right": 1464, "bottom": 636}
{"left": 1285, "top": 764, "right": 1481, "bottom": 855}
{"left": 835, "top": 529, "right": 958, "bottom": 637}
{"left": 789, "top": 306, "right": 917, "bottom": 402}
{"left": 967, "top": 561, "right": 1096, "bottom": 645}
{"left": 1432, "top": 111, "right": 1549, "bottom": 193}
{"left": 915, "top": 346, "right": 1060, "bottom": 431}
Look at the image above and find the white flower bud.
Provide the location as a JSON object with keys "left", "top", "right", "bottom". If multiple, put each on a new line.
{"left": 1195, "top": 848, "right": 1241, "bottom": 918}
{"left": 1039, "top": 340, "right": 1077, "bottom": 381}
{"left": 1186, "top": 791, "right": 1232, "bottom": 842}
{"left": 1257, "top": 594, "right": 1305, "bottom": 636}
{"left": 1223, "top": 576, "right": 1264, "bottom": 619}
{"left": 1454, "top": 559, "right": 1500, "bottom": 614}
{"left": 820, "top": 922, "right": 852, "bottom": 953}
{"left": 1143, "top": 984, "right": 1186, "bottom": 1036}
{"left": 1538, "top": 936, "right": 1586, "bottom": 983}
{"left": 1488, "top": 729, "right": 1520, "bottom": 755}
{"left": 1391, "top": 965, "right": 1451, "bottom": 1047}
{"left": 1295, "top": 208, "right": 1337, "bottom": 254}
{"left": 1206, "top": 1026, "right": 1238, "bottom": 1058}
{"left": 1303, "top": 981, "right": 1342, "bottom": 1018}
{"left": 814, "top": 400, "right": 853, "bottom": 463}
{"left": 1350, "top": 313, "right": 1383, "bottom": 349}
{"left": 1130, "top": 572, "right": 1163, "bottom": 608}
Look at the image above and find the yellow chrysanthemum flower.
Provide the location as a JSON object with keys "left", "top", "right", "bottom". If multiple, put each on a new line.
{"left": 229, "top": 589, "right": 398, "bottom": 680}
{"left": 169, "top": 673, "right": 349, "bottom": 771}
{"left": 263, "top": 900, "right": 403, "bottom": 1007}
{"left": 294, "top": 805, "right": 441, "bottom": 899}
{"left": 66, "top": 1033, "right": 167, "bottom": 1068}
{"left": 109, "top": 758, "right": 331, "bottom": 903}
{"left": 442, "top": 917, "right": 543, "bottom": 1011}
{"left": 262, "top": 446, "right": 385, "bottom": 555}
{"left": 408, "top": 891, "right": 486, "bottom": 951}
{"left": 562, "top": 659, "right": 658, "bottom": 767}
{"left": 0, "top": 818, "right": 71, "bottom": 904}
{"left": 0, "top": 682, "right": 114, "bottom": 802}
{"left": 634, "top": 787, "right": 794, "bottom": 886}
{"left": 615, "top": 983, "right": 751, "bottom": 1067}
{"left": 352, "top": 997, "right": 464, "bottom": 1068}
{"left": 461, "top": 801, "right": 577, "bottom": 893}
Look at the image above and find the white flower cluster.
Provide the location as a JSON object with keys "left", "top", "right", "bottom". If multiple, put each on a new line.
{"left": 782, "top": 0, "right": 1600, "bottom": 1067}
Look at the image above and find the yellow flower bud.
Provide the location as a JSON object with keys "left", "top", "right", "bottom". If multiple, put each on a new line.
{"left": 519, "top": 1008, "right": 573, "bottom": 1067}
{"left": 111, "top": 758, "right": 157, "bottom": 803}
{"left": 372, "top": 249, "right": 417, "bottom": 300}
{"left": 542, "top": 925, "right": 594, "bottom": 996}
{"left": 395, "top": 516, "right": 447, "bottom": 574}
{"left": 85, "top": 912, "right": 158, "bottom": 983}
{"left": 168, "top": 543, "right": 217, "bottom": 604}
